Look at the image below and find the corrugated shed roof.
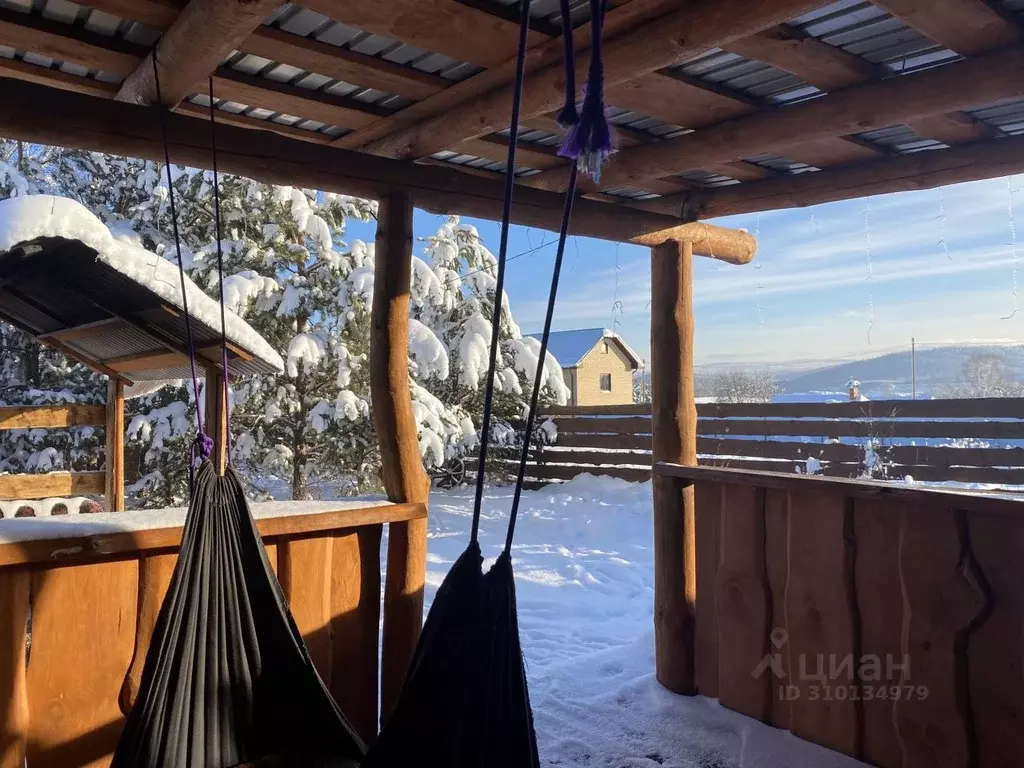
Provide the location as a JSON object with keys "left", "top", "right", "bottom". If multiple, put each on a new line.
{"left": 526, "top": 327, "right": 641, "bottom": 369}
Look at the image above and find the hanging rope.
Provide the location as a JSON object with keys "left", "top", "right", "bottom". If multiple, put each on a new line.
{"left": 469, "top": 0, "right": 534, "bottom": 547}
{"left": 558, "top": 0, "right": 613, "bottom": 180}
{"left": 206, "top": 77, "right": 233, "bottom": 462}
{"left": 555, "top": 0, "right": 579, "bottom": 129}
{"left": 150, "top": 54, "right": 212, "bottom": 482}
{"left": 506, "top": 165, "right": 578, "bottom": 551}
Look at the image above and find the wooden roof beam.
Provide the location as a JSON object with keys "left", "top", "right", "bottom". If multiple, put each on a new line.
{"left": 356, "top": 0, "right": 831, "bottom": 160}
{"left": 530, "top": 44, "right": 1024, "bottom": 192}
{"left": 0, "top": 77, "right": 754, "bottom": 262}
{"left": 116, "top": 0, "right": 283, "bottom": 107}
{"left": 79, "top": 0, "right": 452, "bottom": 101}
{"left": 648, "top": 133, "right": 1024, "bottom": 220}
{"left": 872, "top": 0, "right": 1019, "bottom": 55}
{"left": 722, "top": 20, "right": 996, "bottom": 149}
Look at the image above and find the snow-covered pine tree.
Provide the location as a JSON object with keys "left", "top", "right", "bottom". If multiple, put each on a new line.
{"left": 0, "top": 139, "right": 569, "bottom": 504}
{"left": 408, "top": 216, "right": 570, "bottom": 470}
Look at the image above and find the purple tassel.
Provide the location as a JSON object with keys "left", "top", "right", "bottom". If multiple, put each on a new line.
{"left": 558, "top": 0, "right": 614, "bottom": 180}
{"left": 556, "top": 0, "right": 579, "bottom": 129}
{"left": 194, "top": 432, "right": 214, "bottom": 460}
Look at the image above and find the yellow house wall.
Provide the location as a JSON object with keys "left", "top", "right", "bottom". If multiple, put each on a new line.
{"left": 570, "top": 340, "right": 635, "bottom": 406}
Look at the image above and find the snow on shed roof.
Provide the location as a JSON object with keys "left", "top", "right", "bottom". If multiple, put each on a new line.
{"left": 0, "top": 195, "right": 283, "bottom": 379}
{"left": 526, "top": 327, "right": 642, "bottom": 369}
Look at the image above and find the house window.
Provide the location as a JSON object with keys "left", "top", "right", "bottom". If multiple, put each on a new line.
{"left": 599, "top": 373, "right": 612, "bottom": 391}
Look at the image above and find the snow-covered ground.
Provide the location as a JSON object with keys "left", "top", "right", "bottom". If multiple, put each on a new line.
{"left": 425, "top": 476, "right": 866, "bottom": 768}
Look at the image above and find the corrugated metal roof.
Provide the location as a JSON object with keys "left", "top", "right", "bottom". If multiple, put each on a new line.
{"left": 672, "top": 50, "right": 820, "bottom": 105}
{"left": 969, "top": 97, "right": 1024, "bottom": 135}
{"left": 855, "top": 124, "right": 945, "bottom": 153}
{"left": 790, "top": 0, "right": 957, "bottom": 74}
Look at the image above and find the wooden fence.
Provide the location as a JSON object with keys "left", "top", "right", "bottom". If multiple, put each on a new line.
{"left": 520, "top": 398, "right": 1024, "bottom": 488}
{"left": 655, "top": 462, "right": 1024, "bottom": 768}
{"left": 0, "top": 499, "right": 426, "bottom": 767}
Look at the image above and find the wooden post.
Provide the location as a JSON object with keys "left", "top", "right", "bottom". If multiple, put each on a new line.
{"left": 104, "top": 378, "right": 125, "bottom": 512}
{"left": 371, "top": 191, "right": 431, "bottom": 725}
{"left": 204, "top": 367, "right": 228, "bottom": 474}
{"left": 650, "top": 238, "right": 697, "bottom": 694}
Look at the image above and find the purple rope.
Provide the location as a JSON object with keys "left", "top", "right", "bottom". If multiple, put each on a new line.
{"left": 469, "top": 0, "right": 533, "bottom": 546}
{"left": 207, "top": 77, "right": 233, "bottom": 465}
{"left": 150, "top": 53, "right": 212, "bottom": 480}
{"left": 556, "top": 0, "right": 578, "bottom": 129}
{"left": 558, "top": 0, "right": 614, "bottom": 180}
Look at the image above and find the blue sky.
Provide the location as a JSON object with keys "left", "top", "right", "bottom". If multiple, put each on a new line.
{"left": 347, "top": 174, "right": 1024, "bottom": 368}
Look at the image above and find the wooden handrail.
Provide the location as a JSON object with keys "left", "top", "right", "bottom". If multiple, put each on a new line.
{"left": 0, "top": 500, "right": 426, "bottom": 568}
{"left": 654, "top": 462, "right": 1024, "bottom": 514}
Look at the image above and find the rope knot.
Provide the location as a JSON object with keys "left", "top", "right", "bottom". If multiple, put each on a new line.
{"left": 194, "top": 432, "right": 215, "bottom": 461}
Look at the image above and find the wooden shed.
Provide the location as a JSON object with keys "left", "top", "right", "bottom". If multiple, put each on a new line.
{"left": 0, "top": 0, "right": 1022, "bottom": 766}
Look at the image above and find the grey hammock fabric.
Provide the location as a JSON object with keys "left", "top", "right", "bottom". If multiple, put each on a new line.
{"left": 112, "top": 460, "right": 365, "bottom": 768}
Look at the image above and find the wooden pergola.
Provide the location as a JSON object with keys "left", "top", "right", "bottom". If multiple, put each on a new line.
{"left": 1, "top": 0, "right": 1024, "bottom": 765}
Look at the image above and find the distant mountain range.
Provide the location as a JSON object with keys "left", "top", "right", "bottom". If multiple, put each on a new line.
{"left": 776, "top": 344, "right": 1024, "bottom": 398}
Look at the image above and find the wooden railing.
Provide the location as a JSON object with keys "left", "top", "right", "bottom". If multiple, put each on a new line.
{"left": 0, "top": 499, "right": 426, "bottom": 767}
{"left": 520, "top": 398, "right": 1024, "bottom": 488}
{"left": 0, "top": 398, "right": 122, "bottom": 510}
{"left": 654, "top": 462, "right": 1024, "bottom": 768}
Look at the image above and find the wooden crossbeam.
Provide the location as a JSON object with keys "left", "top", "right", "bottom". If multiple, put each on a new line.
{"left": 105, "top": 350, "right": 189, "bottom": 373}
{"left": 301, "top": 0, "right": 546, "bottom": 69}
{"left": 872, "top": 0, "right": 1018, "bottom": 55}
{"left": 333, "top": 0, "right": 679, "bottom": 152}
{"left": 723, "top": 20, "right": 994, "bottom": 149}
{"left": 530, "top": 45, "right": 1024, "bottom": 192}
{"left": 0, "top": 405, "right": 107, "bottom": 431}
{"left": 0, "top": 471, "right": 105, "bottom": 500}
{"left": 79, "top": 0, "right": 452, "bottom": 101}
{"left": 40, "top": 318, "right": 129, "bottom": 343}
{"left": 116, "top": 0, "right": 283, "bottom": 107}
{"left": 0, "top": 77, "right": 754, "bottom": 260}
{"left": 0, "top": 7, "right": 138, "bottom": 77}
{"left": 357, "top": 0, "right": 828, "bottom": 160}
{"left": 656, "top": 134, "right": 1024, "bottom": 219}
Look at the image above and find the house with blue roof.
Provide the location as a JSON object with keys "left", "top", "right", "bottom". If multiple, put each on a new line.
{"left": 526, "top": 328, "right": 642, "bottom": 406}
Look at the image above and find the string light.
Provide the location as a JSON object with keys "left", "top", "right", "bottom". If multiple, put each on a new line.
{"left": 754, "top": 212, "right": 764, "bottom": 331}
{"left": 610, "top": 241, "right": 624, "bottom": 332}
{"left": 938, "top": 187, "right": 950, "bottom": 260}
{"left": 1003, "top": 175, "right": 1019, "bottom": 320}
{"left": 863, "top": 197, "right": 875, "bottom": 345}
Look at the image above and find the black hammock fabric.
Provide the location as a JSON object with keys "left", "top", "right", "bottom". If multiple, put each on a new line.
{"left": 363, "top": 545, "right": 540, "bottom": 768}
{"left": 112, "top": 460, "right": 365, "bottom": 768}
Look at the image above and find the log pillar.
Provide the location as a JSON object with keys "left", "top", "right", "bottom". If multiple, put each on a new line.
{"left": 104, "top": 378, "right": 125, "bottom": 512}
{"left": 204, "top": 367, "right": 228, "bottom": 475}
{"left": 371, "top": 191, "right": 431, "bottom": 725}
{"left": 650, "top": 238, "right": 697, "bottom": 695}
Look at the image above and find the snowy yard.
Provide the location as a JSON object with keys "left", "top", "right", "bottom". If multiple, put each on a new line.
{"left": 424, "top": 476, "right": 866, "bottom": 768}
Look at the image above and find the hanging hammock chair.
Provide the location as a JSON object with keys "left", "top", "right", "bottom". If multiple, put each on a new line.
{"left": 113, "top": 0, "right": 611, "bottom": 761}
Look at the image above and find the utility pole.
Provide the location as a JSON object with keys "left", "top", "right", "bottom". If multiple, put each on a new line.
{"left": 911, "top": 337, "right": 917, "bottom": 400}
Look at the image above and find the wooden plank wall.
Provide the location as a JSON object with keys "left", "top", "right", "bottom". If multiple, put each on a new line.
{"left": 0, "top": 521, "right": 386, "bottom": 766}
{"left": 687, "top": 469, "right": 1014, "bottom": 768}
{"left": 519, "top": 399, "right": 1024, "bottom": 488}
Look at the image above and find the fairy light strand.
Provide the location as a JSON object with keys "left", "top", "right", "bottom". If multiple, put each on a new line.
{"left": 754, "top": 212, "right": 764, "bottom": 331}
{"left": 938, "top": 187, "right": 950, "bottom": 260}
{"left": 1004, "top": 176, "right": 1019, "bottom": 320}
{"left": 864, "top": 197, "right": 875, "bottom": 345}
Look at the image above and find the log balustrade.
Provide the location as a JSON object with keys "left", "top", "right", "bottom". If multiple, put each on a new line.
{"left": 0, "top": 499, "right": 426, "bottom": 767}
{"left": 654, "top": 462, "right": 1024, "bottom": 768}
